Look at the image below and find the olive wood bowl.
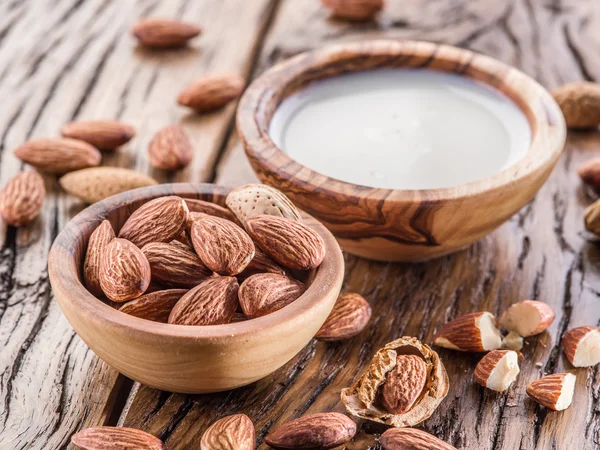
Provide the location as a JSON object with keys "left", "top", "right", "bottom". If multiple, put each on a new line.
{"left": 48, "top": 183, "right": 344, "bottom": 393}
{"left": 237, "top": 40, "right": 566, "bottom": 261}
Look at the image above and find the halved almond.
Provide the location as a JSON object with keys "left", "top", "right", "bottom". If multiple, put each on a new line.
{"left": 433, "top": 312, "right": 502, "bottom": 352}
{"left": 499, "top": 300, "right": 555, "bottom": 337}
{"left": 562, "top": 326, "right": 600, "bottom": 367}
{"left": 526, "top": 373, "right": 576, "bottom": 411}
{"left": 474, "top": 350, "right": 520, "bottom": 392}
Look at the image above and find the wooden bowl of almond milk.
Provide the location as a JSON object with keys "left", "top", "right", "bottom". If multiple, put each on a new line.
{"left": 236, "top": 40, "right": 566, "bottom": 262}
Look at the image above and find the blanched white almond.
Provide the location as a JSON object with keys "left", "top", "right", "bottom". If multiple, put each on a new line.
{"left": 499, "top": 300, "right": 555, "bottom": 337}
{"left": 562, "top": 326, "right": 600, "bottom": 367}
{"left": 474, "top": 350, "right": 520, "bottom": 392}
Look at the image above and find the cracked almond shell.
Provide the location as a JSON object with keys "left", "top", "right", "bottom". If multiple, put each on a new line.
{"left": 341, "top": 336, "right": 449, "bottom": 427}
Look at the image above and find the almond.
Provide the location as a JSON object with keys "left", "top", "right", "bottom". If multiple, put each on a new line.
{"left": 584, "top": 198, "right": 600, "bottom": 235}
{"left": 562, "top": 326, "right": 600, "bottom": 367}
{"left": 148, "top": 124, "right": 193, "bottom": 171}
{"left": 119, "top": 196, "right": 189, "bottom": 248}
{"left": 501, "top": 331, "right": 524, "bottom": 351}
{"left": 265, "top": 413, "right": 356, "bottom": 450}
{"left": 526, "top": 373, "right": 576, "bottom": 411}
{"left": 61, "top": 120, "right": 135, "bottom": 150}
{"left": 552, "top": 81, "right": 600, "bottom": 129}
{"left": 60, "top": 167, "right": 158, "bottom": 204}
{"left": 168, "top": 276, "right": 238, "bottom": 326}
{"left": 100, "top": 238, "right": 151, "bottom": 302}
{"left": 185, "top": 198, "right": 239, "bottom": 224}
{"left": 177, "top": 73, "right": 245, "bottom": 113}
{"left": 71, "top": 426, "right": 164, "bottom": 450}
{"left": 499, "top": 300, "right": 555, "bottom": 337}
{"left": 380, "top": 428, "right": 457, "bottom": 450}
{"left": 473, "top": 350, "right": 520, "bottom": 392}
{"left": 0, "top": 170, "right": 45, "bottom": 226}
{"left": 321, "top": 0, "right": 384, "bottom": 21}
{"left": 142, "top": 241, "right": 211, "bottom": 287}
{"left": 381, "top": 354, "right": 427, "bottom": 414}
{"left": 315, "top": 293, "right": 372, "bottom": 341}
{"left": 433, "top": 312, "right": 502, "bottom": 352}
{"left": 240, "top": 246, "right": 286, "bottom": 277}
{"left": 225, "top": 184, "right": 301, "bottom": 227}
{"left": 190, "top": 215, "right": 255, "bottom": 276}
{"left": 578, "top": 158, "right": 600, "bottom": 195}
{"left": 119, "top": 289, "right": 188, "bottom": 323}
{"left": 245, "top": 215, "right": 326, "bottom": 270}
{"left": 131, "top": 18, "right": 201, "bottom": 48}
{"left": 14, "top": 138, "right": 101, "bottom": 174}
{"left": 200, "top": 414, "right": 255, "bottom": 450}
{"left": 238, "top": 273, "right": 305, "bottom": 318}
{"left": 83, "top": 220, "right": 115, "bottom": 297}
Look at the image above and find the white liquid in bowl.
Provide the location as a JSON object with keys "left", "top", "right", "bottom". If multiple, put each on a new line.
{"left": 269, "top": 69, "right": 531, "bottom": 190}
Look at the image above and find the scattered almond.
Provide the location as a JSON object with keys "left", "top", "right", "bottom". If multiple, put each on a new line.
{"left": 562, "top": 326, "right": 600, "bottom": 367}
{"left": 578, "top": 158, "right": 600, "bottom": 195}
{"left": 0, "top": 170, "right": 45, "bottom": 226}
{"left": 142, "top": 241, "right": 211, "bottom": 287}
{"left": 584, "top": 198, "right": 600, "bottom": 234}
{"left": 380, "top": 428, "right": 457, "bottom": 450}
{"left": 526, "top": 373, "right": 576, "bottom": 411}
{"left": 119, "top": 289, "right": 187, "bottom": 323}
{"left": 200, "top": 414, "right": 255, "bottom": 450}
{"left": 238, "top": 273, "right": 305, "bottom": 318}
{"left": 177, "top": 73, "right": 245, "bottom": 113}
{"left": 226, "top": 184, "right": 301, "bottom": 226}
{"left": 434, "top": 312, "right": 502, "bottom": 352}
{"left": 265, "top": 413, "right": 356, "bottom": 450}
{"left": 59, "top": 167, "right": 158, "bottom": 204}
{"left": 148, "top": 124, "right": 193, "bottom": 170}
{"left": 381, "top": 354, "right": 427, "bottom": 414}
{"left": 14, "top": 138, "right": 101, "bottom": 174}
{"left": 499, "top": 300, "right": 555, "bottom": 337}
{"left": 61, "top": 120, "right": 135, "bottom": 150}
{"left": 71, "top": 426, "right": 164, "bottom": 450}
{"left": 315, "top": 293, "right": 371, "bottom": 341}
{"left": 473, "top": 350, "right": 520, "bottom": 392}
{"left": 552, "top": 81, "right": 600, "bottom": 129}
{"left": 83, "top": 220, "right": 115, "bottom": 297}
{"left": 321, "top": 0, "right": 384, "bottom": 21}
{"left": 131, "top": 18, "right": 201, "bottom": 48}
{"left": 501, "top": 331, "right": 524, "bottom": 351}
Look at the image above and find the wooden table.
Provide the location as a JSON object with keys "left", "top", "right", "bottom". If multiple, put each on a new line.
{"left": 1, "top": 0, "right": 599, "bottom": 449}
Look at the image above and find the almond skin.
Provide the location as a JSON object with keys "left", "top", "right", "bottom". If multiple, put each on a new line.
{"left": 245, "top": 215, "right": 326, "bottom": 271}
{"left": 200, "top": 414, "right": 255, "bottom": 450}
{"left": 71, "top": 426, "right": 164, "bottom": 450}
{"left": 83, "top": 220, "right": 116, "bottom": 297}
{"left": 321, "top": 0, "right": 384, "bottom": 21}
{"left": 226, "top": 184, "right": 301, "bottom": 226}
{"left": 119, "top": 289, "right": 187, "bottom": 323}
{"left": 142, "top": 241, "right": 211, "bottom": 287}
{"left": 100, "top": 238, "right": 151, "bottom": 302}
{"left": 381, "top": 354, "right": 428, "bottom": 414}
{"left": 433, "top": 312, "right": 502, "bottom": 352}
{"left": 168, "top": 276, "right": 239, "bottom": 326}
{"left": 177, "top": 73, "right": 245, "bottom": 112}
{"left": 526, "top": 373, "right": 576, "bottom": 411}
{"left": 119, "top": 196, "right": 189, "bottom": 248}
{"left": 552, "top": 81, "right": 600, "bottom": 129}
{"left": 190, "top": 215, "right": 255, "bottom": 276}
{"left": 578, "top": 158, "right": 600, "bottom": 195}
{"left": 61, "top": 120, "right": 135, "bottom": 150}
{"left": 14, "top": 138, "right": 101, "bottom": 174}
{"left": 131, "top": 18, "right": 201, "bottom": 48}
{"left": 0, "top": 171, "right": 45, "bottom": 226}
{"left": 380, "top": 428, "right": 457, "bottom": 450}
{"left": 60, "top": 167, "right": 158, "bottom": 204}
{"left": 265, "top": 413, "right": 356, "bottom": 450}
{"left": 238, "top": 273, "right": 305, "bottom": 318}
{"left": 185, "top": 198, "right": 239, "bottom": 224}
{"left": 315, "top": 293, "right": 372, "bottom": 341}
{"left": 148, "top": 124, "right": 193, "bottom": 171}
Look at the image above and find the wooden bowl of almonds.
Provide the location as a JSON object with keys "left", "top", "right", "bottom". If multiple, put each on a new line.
{"left": 48, "top": 183, "right": 344, "bottom": 393}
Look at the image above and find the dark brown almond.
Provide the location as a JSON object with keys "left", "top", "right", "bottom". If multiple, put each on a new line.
{"left": 245, "top": 215, "right": 326, "bottom": 270}
{"left": 200, "top": 414, "right": 255, "bottom": 450}
{"left": 71, "top": 426, "right": 164, "bottom": 450}
{"left": 190, "top": 215, "right": 255, "bottom": 275}
{"left": 168, "top": 276, "right": 238, "bottom": 326}
{"left": 100, "top": 238, "right": 151, "bottom": 302}
{"left": 380, "top": 428, "right": 457, "bottom": 450}
{"left": 177, "top": 73, "right": 245, "bottom": 112}
{"left": 238, "top": 273, "right": 305, "bottom": 318}
{"left": 83, "top": 220, "right": 116, "bottom": 297}
{"left": 381, "top": 354, "right": 428, "bottom": 414}
{"left": 0, "top": 170, "right": 45, "bottom": 226}
{"left": 148, "top": 125, "right": 193, "bottom": 171}
{"left": 61, "top": 120, "right": 135, "bottom": 150}
{"left": 265, "top": 412, "right": 356, "bottom": 450}
{"left": 142, "top": 241, "right": 211, "bottom": 287}
{"left": 185, "top": 198, "right": 239, "bottom": 223}
{"left": 131, "top": 18, "right": 201, "bottom": 48}
{"left": 119, "top": 289, "right": 187, "bottom": 323}
{"left": 315, "top": 293, "right": 372, "bottom": 341}
{"left": 14, "top": 138, "right": 101, "bottom": 174}
{"left": 119, "top": 196, "right": 189, "bottom": 248}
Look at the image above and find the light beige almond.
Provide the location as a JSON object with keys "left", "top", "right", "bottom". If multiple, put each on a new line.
{"left": 61, "top": 120, "right": 135, "bottom": 150}
{"left": 316, "top": 293, "right": 372, "bottom": 341}
{"left": 225, "top": 184, "right": 301, "bottom": 226}
{"left": 552, "top": 81, "right": 600, "bottom": 129}
{"left": 185, "top": 198, "right": 239, "bottom": 223}
{"left": 83, "top": 220, "right": 115, "bottom": 297}
{"left": 148, "top": 124, "right": 193, "bottom": 171}
{"left": 584, "top": 199, "right": 600, "bottom": 235}
{"left": 190, "top": 215, "right": 255, "bottom": 275}
{"left": 99, "top": 238, "right": 151, "bottom": 302}
{"left": 265, "top": 413, "right": 356, "bottom": 450}
{"left": 131, "top": 18, "right": 201, "bottom": 48}
{"left": 473, "top": 350, "right": 520, "bottom": 392}
{"left": 119, "top": 196, "right": 189, "bottom": 248}
{"left": 0, "top": 170, "right": 45, "bottom": 226}
{"left": 238, "top": 273, "right": 305, "bottom": 318}
{"left": 177, "top": 73, "right": 245, "bottom": 113}
{"left": 14, "top": 138, "right": 101, "bottom": 174}
{"left": 381, "top": 354, "right": 427, "bottom": 414}
{"left": 499, "top": 300, "right": 555, "bottom": 337}
{"left": 119, "top": 289, "right": 187, "bottom": 323}
{"left": 59, "top": 167, "right": 158, "bottom": 204}
{"left": 142, "top": 241, "right": 211, "bottom": 287}
{"left": 245, "top": 215, "right": 326, "bottom": 270}
{"left": 578, "top": 158, "right": 600, "bottom": 195}
{"left": 433, "top": 312, "right": 502, "bottom": 352}
{"left": 71, "top": 426, "right": 164, "bottom": 450}
{"left": 380, "top": 428, "right": 457, "bottom": 450}
{"left": 168, "top": 276, "right": 238, "bottom": 326}
{"left": 562, "top": 326, "right": 600, "bottom": 367}
{"left": 321, "top": 0, "right": 384, "bottom": 21}
{"left": 501, "top": 331, "right": 524, "bottom": 351}
{"left": 200, "top": 414, "right": 255, "bottom": 450}
{"left": 526, "top": 373, "right": 576, "bottom": 411}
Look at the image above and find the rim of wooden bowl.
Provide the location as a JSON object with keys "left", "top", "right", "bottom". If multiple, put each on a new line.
{"left": 236, "top": 39, "right": 566, "bottom": 202}
{"left": 48, "top": 183, "right": 344, "bottom": 340}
